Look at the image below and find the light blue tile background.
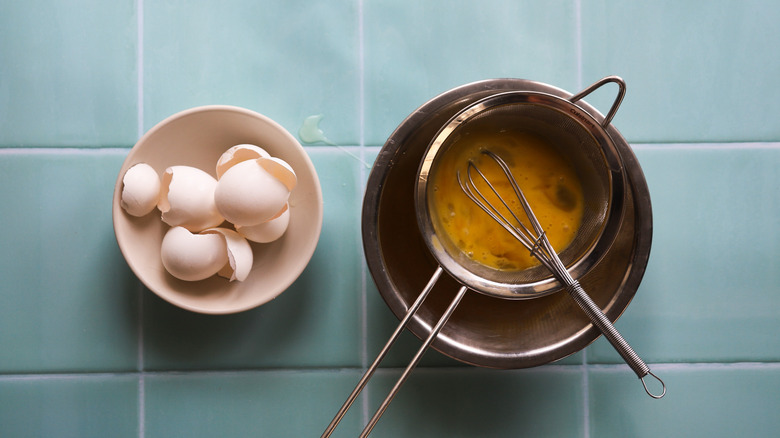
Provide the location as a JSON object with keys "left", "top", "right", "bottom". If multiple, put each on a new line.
{"left": 0, "top": 0, "right": 137, "bottom": 147}
{"left": 143, "top": 0, "right": 360, "bottom": 145}
{"left": 363, "top": 0, "right": 579, "bottom": 145}
{"left": 1, "top": 0, "right": 779, "bottom": 437}
{"left": 0, "top": 375, "right": 139, "bottom": 438}
{"left": 581, "top": 0, "right": 780, "bottom": 142}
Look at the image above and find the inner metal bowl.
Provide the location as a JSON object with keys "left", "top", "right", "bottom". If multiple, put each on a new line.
{"left": 416, "top": 90, "right": 626, "bottom": 299}
{"left": 362, "top": 79, "right": 653, "bottom": 368}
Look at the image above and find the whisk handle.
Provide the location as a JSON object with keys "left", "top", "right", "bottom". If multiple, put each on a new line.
{"left": 565, "top": 280, "right": 666, "bottom": 399}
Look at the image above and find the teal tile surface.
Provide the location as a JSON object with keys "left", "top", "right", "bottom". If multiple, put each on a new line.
{"left": 367, "top": 367, "right": 584, "bottom": 437}
{"left": 588, "top": 146, "right": 780, "bottom": 364}
{"left": 589, "top": 365, "right": 780, "bottom": 437}
{"left": 144, "top": 370, "right": 363, "bottom": 438}
{"left": 363, "top": 0, "right": 580, "bottom": 145}
{"left": 1, "top": 0, "right": 780, "bottom": 437}
{"left": 0, "top": 1, "right": 137, "bottom": 147}
{"left": 142, "top": 149, "right": 364, "bottom": 370}
{"left": 0, "top": 375, "right": 139, "bottom": 438}
{"left": 581, "top": 0, "right": 780, "bottom": 142}
{"left": 143, "top": 0, "right": 360, "bottom": 146}
{"left": 0, "top": 151, "right": 139, "bottom": 373}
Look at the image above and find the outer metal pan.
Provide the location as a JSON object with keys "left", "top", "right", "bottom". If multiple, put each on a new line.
{"left": 362, "top": 78, "right": 652, "bottom": 369}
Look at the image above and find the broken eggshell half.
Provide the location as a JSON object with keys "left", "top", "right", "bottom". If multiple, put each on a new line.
{"left": 216, "top": 144, "right": 271, "bottom": 179}
{"left": 201, "top": 227, "right": 254, "bottom": 282}
{"left": 120, "top": 162, "right": 161, "bottom": 217}
{"left": 161, "top": 226, "right": 253, "bottom": 282}
{"left": 158, "top": 165, "right": 225, "bottom": 232}
{"left": 161, "top": 226, "right": 229, "bottom": 282}
{"left": 214, "top": 156, "right": 297, "bottom": 227}
{"left": 236, "top": 203, "right": 290, "bottom": 243}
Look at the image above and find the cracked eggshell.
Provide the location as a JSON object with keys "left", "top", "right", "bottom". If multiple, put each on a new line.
{"left": 236, "top": 203, "right": 290, "bottom": 243}
{"left": 259, "top": 157, "right": 297, "bottom": 191}
{"left": 214, "top": 159, "right": 290, "bottom": 227}
{"left": 216, "top": 144, "right": 271, "bottom": 179}
{"left": 161, "top": 226, "right": 228, "bottom": 281}
{"left": 158, "top": 165, "right": 225, "bottom": 232}
{"left": 201, "top": 227, "right": 254, "bottom": 282}
{"left": 120, "top": 163, "right": 161, "bottom": 217}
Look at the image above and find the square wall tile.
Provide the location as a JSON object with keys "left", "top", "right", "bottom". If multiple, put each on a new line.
{"left": 143, "top": 0, "right": 360, "bottom": 145}
{"left": 363, "top": 0, "right": 580, "bottom": 145}
{"left": 0, "top": 375, "right": 139, "bottom": 438}
{"left": 589, "top": 365, "right": 780, "bottom": 437}
{"left": 142, "top": 149, "right": 364, "bottom": 370}
{"left": 367, "top": 367, "right": 584, "bottom": 437}
{"left": 144, "top": 370, "right": 363, "bottom": 438}
{"left": 581, "top": 0, "right": 780, "bottom": 142}
{"left": 588, "top": 146, "right": 780, "bottom": 364}
{"left": 0, "top": 151, "right": 139, "bottom": 373}
{"left": 0, "top": 0, "right": 137, "bottom": 147}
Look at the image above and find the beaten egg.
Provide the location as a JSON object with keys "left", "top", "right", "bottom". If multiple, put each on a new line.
{"left": 430, "top": 130, "right": 584, "bottom": 271}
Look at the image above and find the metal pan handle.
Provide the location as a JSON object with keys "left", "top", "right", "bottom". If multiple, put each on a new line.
{"left": 321, "top": 267, "right": 469, "bottom": 437}
{"left": 569, "top": 76, "right": 626, "bottom": 128}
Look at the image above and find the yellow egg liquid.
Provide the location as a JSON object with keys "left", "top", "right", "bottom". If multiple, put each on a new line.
{"left": 430, "top": 130, "right": 585, "bottom": 271}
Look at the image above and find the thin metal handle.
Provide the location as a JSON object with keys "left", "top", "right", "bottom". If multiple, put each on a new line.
{"left": 321, "top": 267, "right": 466, "bottom": 437}
{"left": 565, "top": 280, "right": 666, "bottom": 399}
{"left": 569, "top": 75, "right": 626, "bottom": 128}
{"left": 360, "top": 285, "right": 468, "bottom": 437}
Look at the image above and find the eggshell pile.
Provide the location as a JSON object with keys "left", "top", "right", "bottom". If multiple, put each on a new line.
{"left": 120, "top": 144, "right": 296, "bottom": 282}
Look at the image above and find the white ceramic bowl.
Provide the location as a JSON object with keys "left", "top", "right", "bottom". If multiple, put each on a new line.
{"left": 112, "top": 105, "right": 323, "bottom": 314}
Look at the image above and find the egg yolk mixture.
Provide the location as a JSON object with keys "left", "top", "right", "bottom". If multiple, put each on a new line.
{"left": 430, "top": 130, "right": 585, "bottom": 271}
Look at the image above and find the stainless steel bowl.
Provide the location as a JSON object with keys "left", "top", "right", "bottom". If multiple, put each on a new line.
{"left": 361, "top": 78, "right": 653, "bottom": 369}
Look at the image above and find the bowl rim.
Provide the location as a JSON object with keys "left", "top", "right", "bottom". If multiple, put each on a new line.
{"left": 112, "top": 104, "right": 323, "bottom": 314}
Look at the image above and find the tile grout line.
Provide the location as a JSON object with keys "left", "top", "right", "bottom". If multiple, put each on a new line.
{"left": 3, "top": 361, "right": 780, "bottom": 382}
{"left": 136, "top": 0, "right": 145, "bottom": 141}
{"left": 0, "top": 143, "right": 777, "bottom": 156}
{"left": 631, "top": 142, "right": 780, "bottom": 150}
{"left": 575, "top": 0, "right": 583, "bottom": 92}
{"left": 358, "top": 0, "right": 365, "bottom": 155}
{"left": 0, "top": 147, "right": 130, "bottom": 155}
{"left": 574, "top": 1, "right": 589, "bottom": 437}
{"left": 136, "top": 1, "right": 145, "bottom": 437}
{"left": 357, "top": 0, "right": 367, "bottom": 371}
{"left": 137, "top": 281, "right": 145, "bottom": 438}
{"left": 357, "top": 0, "right": 371, "bottom": 428}
{"left": 582, "top": 350, "right": 590, "bottom": 438}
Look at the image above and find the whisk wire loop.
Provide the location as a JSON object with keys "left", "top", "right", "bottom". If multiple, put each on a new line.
{"left": 458, "top": 165, "right": 529, "bottom": 247}
{"left": 481, "top": 149, "right": 547, "bottom": 239}
{"left": 457, "top": 160, "right": 557, "bottom": 273}
{"left": 528, "top": 231, "right": 547, "bottom": 261}
{"left": 458, "top": 149, "right": 666, "bottom": 399}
